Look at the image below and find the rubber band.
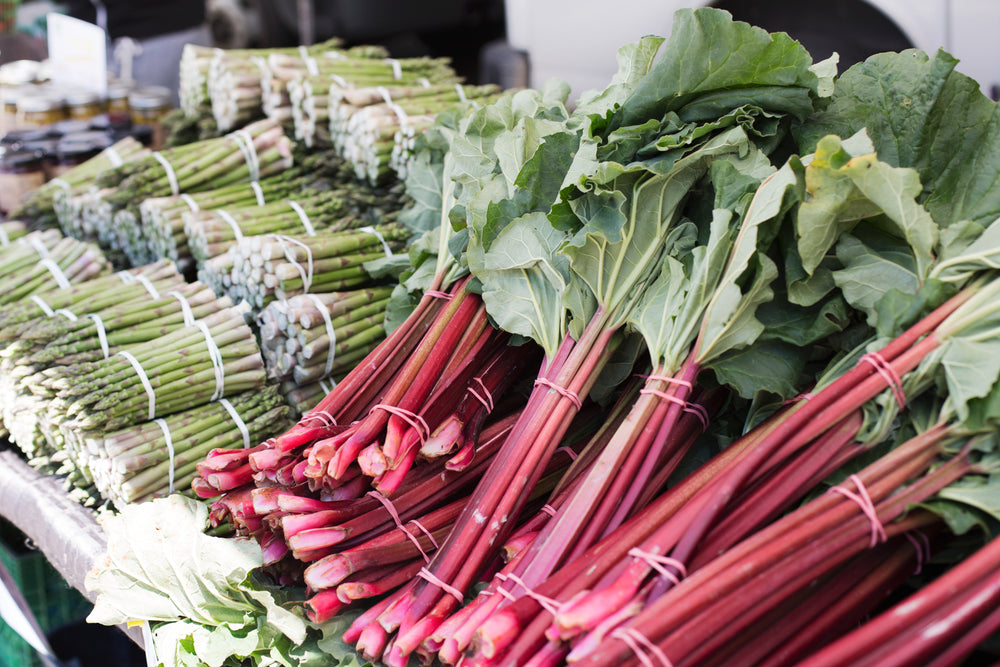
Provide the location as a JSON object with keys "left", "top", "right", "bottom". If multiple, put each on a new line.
{"left": 629, "top": 547, "right": 687, "bottom": 585}
{"left": 306, "top": 294, "right": 337, "bottom": 377}
{"left": 288, "top": 200, "right": 317, "bottom": 236}
{"left": 250, "top": 181, "right": 266, "bottom": 206}
{"left": 407, "top": 519, "right": 440, "bottom": 551}
{"left": 180, "top": 194, "right": 200, "bottom": 212}
{"left": 217, "top": 210, "right": 245, "bottom": 244}
{"left": 860, "top": 352, "right": 906, "bottom": 409}
{"left": 39, "top": 258, "right": 72, "bottom": 289}
{"left": 541, "top": 504, "right": 557, "bottom": 517}
{"left": 367, "top": 491, "right": 433, "bottom": 563}
{"left": 118, "top": 350, "right": 156, "bottom": 420}
{"left": 196, "top": 321, "right": 226, "bottom": 401}
{"left": 319, "top": 378, "right": 337, "bottom": 394}
{"left": 503, "top": 573, "right": 560, "bottom": 615}
{"left": 30, "top": 295, "right": 54, "bottom": 317}
{"left": 534, "top": 378, "right": 582, "bottom": 409}
{"left": 152, "top": 152, "right": 180, "bottom": 196}
{"left": 166, "top": 290, "right": 197, "bottom": 327}
{"left": 135, "top": 274, "right": 161, "bottom": 300}
{"left": 298, "top": 45, "right": 320, "bottom": 76}
{"left": 417, "top": 567, "right": 464, "bottom": 603}
{"left": 611, "top": 627, "right": 674, "bottom": 667}
{"left": 54, "top": 308, "right": 78, "bottom": 321}
{"left": 555, "top": 446, "right": 579, "bottom": 462}
{"left": 152, "top": 418, "right": 176, "bottom": 494}
{"left": 104, "top": 145, "right": 124, "bottom": 168}
{"left": 425, "top": 290, "right": 452, "bottom": 300}
{"left": 0, "top": 225, "right": 8, "bottom": 246}
{"left": 87, "top": 314, "right": 110, "bottom": 359}
{"left": 904, "top": 531, "right": 931, "bottom": 575}
{"left": 22, "top": 233, "right": 50, "bottom": 258}
{"left": 330, "top": 73, "right": 348, "bottom": 88}
{"left": 377, "top": 86, "right": 394, "bottom": 106}
{"left": 234, "top": 129, "right": 261, "bottom": 183}
{"left": 116, "top": 270, "right": 136, "bottom": 284}
{"left": 273, "top": 234, "right": 314, "bottom": 293}
{"left": 829, "top": 474, "right": 887, "bottom": 548}
{"left": 303, "top": 409, "right": 337, "bottom": 427}
{"left": 371, "top": 404, "right": 430, "bottom": 444}
{"left": 467, "top": 377, "right": 494, "bottom": 412}
{"left": 642, "top": 374, "right": 694, "bottom": 390}
{"left": 454, "top": 84, "right": 468, "bottom": 103}
{"left": 683, "top": 403, "right": 710, "bottom": 431}
{"left": 417, "top": 77, "right": 431, "bottom": 88}
{"left": 784, "top": 392, "right": 815, "bottom": 406}
{"left": 48, "top": 177, "right": 72, "bottom": 191}
{"left": 639, "top": 388, "right": 709, "bottom": 430}
{"left": 218, "top": 397, "right": 251, "bottom": 449}
{"left": 384, "top": 58, "right": 402, "bottom": 80}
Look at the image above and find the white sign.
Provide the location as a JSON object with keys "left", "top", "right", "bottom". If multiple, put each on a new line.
{"left": 46, "top": 12, "right": 107, "bottom": 94}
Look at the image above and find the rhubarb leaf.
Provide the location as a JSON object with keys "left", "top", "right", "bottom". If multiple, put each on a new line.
{"left": 710, "top": 339, "right": 807, "bottom": 399}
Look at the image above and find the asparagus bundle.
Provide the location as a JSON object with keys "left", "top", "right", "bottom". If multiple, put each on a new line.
{"left": 0, "top": 230, "right": 111, "bottom": 305}
{"left": 281, "top": 377, "right": 338, "bottom": 417}
{"left": 334, "top": 84, "right": 503, "bottom": 184}
{"left": 256, "top": 286, "right": 394, "bottom": 386}
{"left": 39, "top": 302, "right": 266, "bottom": 433}
{"left": 0, "top": 220, "right": 29, "bottom": 245}
{"left": 69, "top": 385, "right": 293, "bottom": 507}
{"left": 11, "top": 137, "right": 149, "bottom": 229}
{"left": 200, "top": 224, "right": 408, "bottom": 310}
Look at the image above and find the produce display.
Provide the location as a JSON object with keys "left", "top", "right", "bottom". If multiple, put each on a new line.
{"left": 2, "top": 7, "right": 1000, "bottom": 667}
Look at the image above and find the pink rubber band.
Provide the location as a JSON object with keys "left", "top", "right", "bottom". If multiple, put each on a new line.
{"left": 425, "top": 290, "right": 453, "bottom": 300}
{"left": 629, "top": 547, "right": 687, "bottom": 585}
{"left": 467, "top": 377, "right": 494, "bottom": 412}
{"left": 611, "top": 627, "right": 674, "bottom": 667}
{"left": 541, "top": 504, "right": 557, "bottom": 517}
{"left": 303, "top": 410, "right": 337, "bottom": 427}
{"left": 372, "top": 404, "right": 430, "bottom": 443}
{"left": 783, "top": 392, "right": 815, "bottom": 406}
{"left": 407, "top": 519, "right": 440, "bottom": 551}
{"left": 639, "top": 388, "right": 709, "bottom": 430}
{"left": 641, "top": 374, "right": 694, "bottom": 390}
{"left": 904, "top": 530, "right": 931, "bottom": 575}
{"left": 683, "top": 403, "right": 710, "bottom": 431}
{"left": 366, "top": 491, "right": 432, "bottom": 563}
{"left": 418, "top": 567, "right": 464, "bottom": 602}
{"left": 503, "top": 573, "right": 561, "bottom": 615}
{"left": 555, "top": 446, "right": 579, "bottom": 462}
{"left": 829, "top": 474, "right": 887, "bottom": 548}
{"left": 860, "top": 352, "right": 906, "bottom": 409}
{"left": 534, "top": 378, "right": 583, "bottom": 409}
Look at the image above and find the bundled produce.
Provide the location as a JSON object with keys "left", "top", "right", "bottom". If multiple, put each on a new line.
{"left": 70, "top": 385, "right": 293, "bottom": 507}
{"left": 199, "top": 224, "right": 409, "bottom": 310}
{"left": 256, "top": 286, "right": 395, "bottom": 386}
{"left": 0, "top": 229, "right": 111, "bottom": 305}
{"left": 0, "top": 220, "right": 27, "bottom": 245}
{"left": 11, "top": 137, "right": 149, "bottom": 229}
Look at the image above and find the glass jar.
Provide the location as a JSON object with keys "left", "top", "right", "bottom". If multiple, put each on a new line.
{"left": 128, "top": 86, "right": 172, "bottom": 149}
{"left": 64, "top": 89, "right": 106, "bottom": 121}
{"left": 1, "top": 84, "right": 24, "bottom": 133}
{"left": 0, "top": 149, "right": 46, "bottom": 213}
{"left": 51, "top": 138, "right": 106, "bottom": 178}
{"left": 106, "top": 83, "right": 132, "bottom": 125}
{"left": 17, "top": 92, "right": 67, "bottom": 128}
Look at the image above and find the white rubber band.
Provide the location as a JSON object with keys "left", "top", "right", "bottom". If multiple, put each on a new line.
{"left": 39, "top": 258, "right": 72, "bottom": 289}
{"left": 0, "top": 226, "right": 8, "bottom": 246}
{"left": 417, "top": 77, "right": 431, "bottom": 88}
{"left": 166, "top": 290, "right": 197, "bottom": 326}
{"left": 234, "top": 129, "right": 260, "bottom": 182}
{"left": 358, "top": 226, "right": 394, "bottom": 257}
{"left": 87, "top": 313, "right": 110, "bottom": 359}
{"left": 330, "top": 73, "right": 348, "bottom": 88}
{"left": 218, "top": 397, "right": 251, "bottom": 449}
{"left": 48, "top": 177, "right": 72, "bottom": 191}
{"left": 306, "top": 294, "right": 337, "bottom": 377}
{"left": 319, "top": 377, "right": 337, "bottom": 393}
{"left": 152, "top": 417, "right": 176, "bottom": 493}
{"left": 250, "top": 181, "right": 266, "bottom": 206}
{"left": 152, "top": 152, "right": 180, "bottom": 196}
{"left": 217, "top": 210, "right": 244, "bottom": 244}
{"left": 54, "top": 308, "right": 78, "bottom": 321}
{"left": 384, "top": 58, "right": 402, "bottom": 80}
{"left": 118, "top": 350, "right": 156, "bottom": 420}
{"left": 196, "top": 321, "right": 226, "bottom": 401}
{"left": 273, "top": 234, "right": 314, "bottom": 293}
{"left": 180, "top": 194, "right": 200, "bottom": 212}
{"left": 30, "top": 294, "right": 54, "bottom": 317}
{"left": 135, "top": 274, "right": 161, "bottom": 299}
{"left": 287, "top": 200, "right": 316, "bottom": 236}
{"left": 454, "top": 84, "right": 467, "bottom": 103}
{"left": 23, "top": 234, "right": 49, "bottom": 258}
{"left": 298, "top": 45, "right": 320, "bottom": 76}
{"left": 229, "top": 132, "right": 256, "bottom": 183}
{"left": 116, "top": 270, "right": 136, "bottom": 284}
{"left": 104, "top": 145, "right": 124, "bottom": 168}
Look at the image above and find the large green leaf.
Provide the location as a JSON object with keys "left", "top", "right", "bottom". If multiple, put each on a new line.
{"left": 833, "top": 231, "right": 921, "bottom": 327}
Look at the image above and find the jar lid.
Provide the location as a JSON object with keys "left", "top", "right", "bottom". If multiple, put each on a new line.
{"left": 49, "top": 119, "right": 92, "bottom": 136}
{"left": 21, "top": 138, "right": 59, "bottom": 156}
{"left": 128, "top": 86, "right": 172, "bottom": 109}
{"left": 0, "top": 128, "right": 50, "bottom": 145}
{"left": 63, "top": 88, "right": 105, "bottom": 106}
{"left": 0, "top": 149, "right": 44, "bottom": 169}
{"left": 107, "top": 82, "right": 132, "bottom": 101}
{"left": 17, "top": 92, "right": 64, "bottom": 113}
{"left": 59, "top": 130, "right": 113, "bottom": 148}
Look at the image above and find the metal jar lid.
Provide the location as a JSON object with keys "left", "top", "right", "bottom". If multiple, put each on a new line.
{"left": 128, "top": 85, "right": 172, "bottom": 110}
